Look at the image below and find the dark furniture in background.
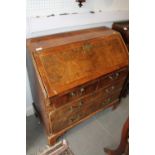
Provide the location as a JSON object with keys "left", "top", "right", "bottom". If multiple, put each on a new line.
{"left": 27, "top": 27, "right": 129, "bottom": 145}
{"left": 112, "top": 21, "right": 129, "bottom": 97}
{"left": 112, "top": 21, "right": 129, "bottom": 49}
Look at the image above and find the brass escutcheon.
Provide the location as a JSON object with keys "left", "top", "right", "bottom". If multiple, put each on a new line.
{"left": 82, "top": 43, "right": 93, "bottom": 53}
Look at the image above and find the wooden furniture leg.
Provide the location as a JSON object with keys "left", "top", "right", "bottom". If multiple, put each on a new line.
{"left": 48, "top": 131, "right": 65, "bottom": 146}
{"left": 112, "top": 102, "right": 119, "bottom": 110}
{"left": 104, "top": 117, "right": 129, "bottom": 155}
{"left": 48, "top": 135, "right": 58, "bottom": 146}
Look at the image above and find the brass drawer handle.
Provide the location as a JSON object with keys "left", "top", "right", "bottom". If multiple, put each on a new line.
{"left": 102, "top": 98, "right": 112, "bottom": 105}
{"left": 80, "top": 87, "right": 85, "bottom": 94}
{"left": 70, "top": 107, "right": 73, "bottom": 112}
{"left": 109, "top": 72, "right": 120, "bottom": 80}
{"left": 69, "top": 92, "right": 76, "bottom": 97}
{"left": 69, "top": 115, "right": 80, "bottom": 123}
{"left": 78, "top": 101, "right": 83, "bottom": 106}
{"left": 82, "top": 44, "right": 93, "bottom": 53}
{"left": 70, "top": 101, "right": 83, "bottom": 112}
{"left": 105, "top": 86, "right": 115, "bottom": 93}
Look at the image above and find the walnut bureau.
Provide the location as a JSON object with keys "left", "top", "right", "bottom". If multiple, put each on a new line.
{"left": 26, "top": 27, "right": 129, "bottom": 145}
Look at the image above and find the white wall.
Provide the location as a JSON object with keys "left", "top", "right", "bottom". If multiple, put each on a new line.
{"left": 26, "top": 70, "right": 34, "bottom": 116}
{"left": 26, "top": 0, "right": 129, "bottom": 17}
{"left": 26, "top": 0, "right": 129, "bottom": 116}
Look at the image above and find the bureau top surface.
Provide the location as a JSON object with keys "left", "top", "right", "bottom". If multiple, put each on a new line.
{"left": 27, "top": 27, "right": 129, "bottom": 97}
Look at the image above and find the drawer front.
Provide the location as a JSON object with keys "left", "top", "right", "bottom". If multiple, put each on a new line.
{"left": 52, "top": 111, "right": 83, "bottom": 133}
{"left": 50, "top": 92, "right": 120, "bottom": 133}
{"left": 49, "top": 81, "right": 123, "bottom": 133}
{"left": 50, "top": 80, "right": 98, "bottom": 108}
{"left": 50, "top": 68, "right": 128, "bottom": 108}
{"left": 84, "top": 92, "right": 120, "bottom": 117}
{"left": 97, "top": 68, "right": 128, "bottom": 89}
{"left": 52, "top": 80, "right": 124, "bottom": 118}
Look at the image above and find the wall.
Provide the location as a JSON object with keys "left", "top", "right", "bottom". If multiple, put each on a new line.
{"left": 26, "top": 70, "right": 34, "bottom": 116}
{"left": 26, "top": 0, "right": 128, "bottom": 17}
{"left": 26, "top": 0, "right": 129, "bottom": 116}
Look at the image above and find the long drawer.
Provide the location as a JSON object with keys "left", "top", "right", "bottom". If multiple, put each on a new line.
{"left": 49, "top": 81, "right": 124, "bottom": 133}
{"left": 50, "top": 92, "right": 120, "bottom": 133}
{"left": 50, "top": 68, "right": 128, "bottom": 108}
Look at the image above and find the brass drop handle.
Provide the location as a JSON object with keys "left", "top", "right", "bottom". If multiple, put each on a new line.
{"left": 70, "top": 106, "right": 73, "bottom": 112}
{"left": 115, "top": 72, "right": 120, "bottom": 77}
{"left": 102, "top": 98, "right": 112, "bottom": 105}
{"left": 106, "top": 98, "right": 112, "bottom": 103}
{"left": 109, "top": 72, "right": 120, "bottom": 80}
{"left": 105, "top": 86, "right": 115, "bottom": 93}
{"left": 80, "top": 87, "right": 85, "bottom": 94}
{"left": 70, "top": 101, "right": 83, "bottom": 112}
{"left": 70, "top": 92, "right": 76, "bottom": 97}
{"left": 70, "top": 115, "right": 80, "bottom": 123}
{"left": 78, "top": 101, "right": 83, "bottom": 106}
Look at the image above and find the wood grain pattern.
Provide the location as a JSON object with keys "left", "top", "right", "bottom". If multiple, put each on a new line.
{"left": 48, "top": 99, "right": 120, "bottom": 145}
{"left": 26, "top": 27, "right": 129, "bottom": 145}
{"left": 34, "top": 35, "right": 128, "bottom": 97}
{"left": 50, "top": 68, "right": 127, "bottom": 108}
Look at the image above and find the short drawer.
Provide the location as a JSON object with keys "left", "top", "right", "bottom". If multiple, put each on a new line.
{"left": 50, "top": 80, "right": 98, "bottom": 108}
{"left": 97, "top": 68, "right": 128, "bottom": 89}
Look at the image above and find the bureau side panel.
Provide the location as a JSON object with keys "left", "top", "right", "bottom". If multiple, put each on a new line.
{"left": 26, "top": 48, "right": 51, "bottom": 135}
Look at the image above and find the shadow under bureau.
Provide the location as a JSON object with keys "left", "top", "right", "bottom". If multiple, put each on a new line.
{"left": 26, "top": 27, "right": 129, "bottom": 145}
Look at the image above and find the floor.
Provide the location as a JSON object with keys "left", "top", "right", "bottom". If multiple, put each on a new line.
{"left": 26, "top": 96, "right": 129, "bottom": 155}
